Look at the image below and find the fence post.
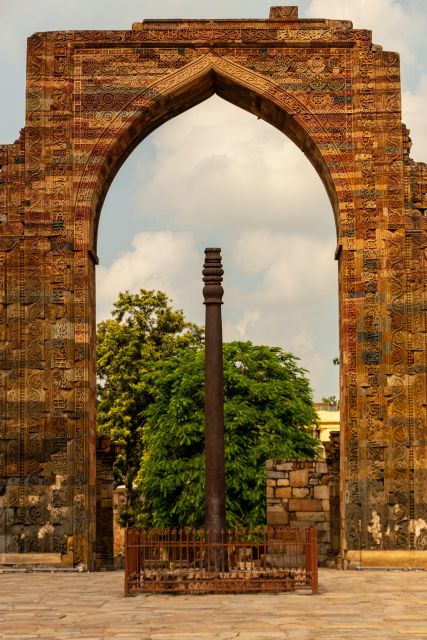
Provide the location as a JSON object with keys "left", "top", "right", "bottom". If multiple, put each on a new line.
{"left": 124, "top": 528, "right": 129, "bottom": 597}
{"left": 136, "top": 530, "right": 141, "bottom": 587}
{"left": 309, "top": 528, "right": 319, "bottom": 594}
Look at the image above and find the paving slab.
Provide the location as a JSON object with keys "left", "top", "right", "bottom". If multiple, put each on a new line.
{"left": 0, "top": 569, "right": 426, "bottom": 639}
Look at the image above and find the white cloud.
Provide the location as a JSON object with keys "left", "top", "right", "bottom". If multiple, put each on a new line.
{"left": 222, "top": 301, "right": 338, "bottom": 400}
{"left": 134, "top": 96, "right": 333, "bottom": 239}
{"left": 402, "top": 75, "right": 427, "bottom": 160}
{"left": 2, "top": 0, "right": 264, "bottom": 30}
{"left": 306, "top": 0, "right": 424, "bottom": 67}
{"left": 96, "top": 230, "right": 202, "bottom": 322}
{"left": 233, "top": 231, "right": 336, "bottom": 304}
{"left": 289, "top": 332, "right": 334, "bottom": 397}
{"left": 234, "top": 310, "right": 262, "bottom": 340}
{"left": 229, "top": 230, "right": 338, "bottom": 396}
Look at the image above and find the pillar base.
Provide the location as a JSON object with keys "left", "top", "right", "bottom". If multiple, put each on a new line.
{"left": 346, "top": 550, "right": 427, "bottom": 569}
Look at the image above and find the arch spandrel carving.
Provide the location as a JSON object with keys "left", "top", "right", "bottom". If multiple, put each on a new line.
{"left": 0, "top": 8, "right": 425, "bottom": 567}
{"left": 73, "top": 50, "right": 352, "bottom": 246}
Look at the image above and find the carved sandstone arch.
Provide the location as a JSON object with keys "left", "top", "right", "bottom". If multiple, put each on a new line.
{"left": 76, "top": 52, "right": 347, "bottom": 250}
{"left": 0, "top": 8, "right": 426, "bottom": 568}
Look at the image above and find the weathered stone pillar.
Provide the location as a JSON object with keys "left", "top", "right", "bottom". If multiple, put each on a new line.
{"left": 202, "top": 248, "right": 226, "bottom": 535}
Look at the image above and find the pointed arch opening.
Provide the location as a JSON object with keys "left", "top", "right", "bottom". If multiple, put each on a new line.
{"left": 84, "top": 55, "right": 343, "bottom": 254}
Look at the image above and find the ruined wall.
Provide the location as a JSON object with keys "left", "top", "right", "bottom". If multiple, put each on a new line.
{"left": 267, "top": 459, "right": 332, "bottom": 565}
{"left": 0, "top": 5, "right": 425, "bottom": 567}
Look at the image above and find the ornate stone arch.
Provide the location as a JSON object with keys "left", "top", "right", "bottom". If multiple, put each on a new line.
{"left": 74, "top": 51, "right": 352, "bottom": 253}
{"left": 0, "top": 7, "right": 425, "bottom": 569}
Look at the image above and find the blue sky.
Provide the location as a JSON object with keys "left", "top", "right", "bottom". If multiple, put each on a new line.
{"left": 1, "top": 1, "right": 426, "bottom": 399}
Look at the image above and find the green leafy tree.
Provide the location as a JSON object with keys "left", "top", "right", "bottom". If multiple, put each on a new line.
{"left": 140, "top": 341, "right": 319, "bottom": 528}
{"left": 96, "top": 289, "right": 203, "bottom": 526}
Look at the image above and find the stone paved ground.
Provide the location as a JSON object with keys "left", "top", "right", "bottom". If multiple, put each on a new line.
{"left": 0, "top": 569, "right": 426, "bottom": 639}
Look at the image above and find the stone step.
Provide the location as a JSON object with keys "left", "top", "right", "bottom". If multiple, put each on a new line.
{"left": 0, "top": 552, "right": 73, "bottom": 567}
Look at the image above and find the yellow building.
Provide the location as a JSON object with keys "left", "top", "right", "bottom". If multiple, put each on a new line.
{"left": 314, "top": 402, "right": 340, "bottom": 442}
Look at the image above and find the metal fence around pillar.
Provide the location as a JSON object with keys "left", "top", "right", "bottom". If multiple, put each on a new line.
{"left": 125, "top": 526, "right": 318, "bottom": 595}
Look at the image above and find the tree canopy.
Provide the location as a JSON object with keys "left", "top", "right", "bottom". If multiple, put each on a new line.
{"left": 139, "top": 341, "right": 319, "bottom": 528}
{"left": 96, "top": 289, "right": 203, "bottom": 525}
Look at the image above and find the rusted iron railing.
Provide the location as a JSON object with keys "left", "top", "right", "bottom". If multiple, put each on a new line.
{"left": 125, "top": 527, "right": 318, "bottom": 596}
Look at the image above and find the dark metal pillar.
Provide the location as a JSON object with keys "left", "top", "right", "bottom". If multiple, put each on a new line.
{"left": 203, "top": 248, "right": 226, "bottom": 538}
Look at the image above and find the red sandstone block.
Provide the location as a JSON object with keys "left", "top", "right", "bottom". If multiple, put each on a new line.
{"left": 275, "top": 487, "right": 292, "bottom": 498}
{"left": 294, "top": 512, "right": 326, "bottom": 522}
{"left": 314, "top": 485, "right": 329, "bottom": 500}
{"left": 289, "top": 499, "right": 322, "bottom": 512}
{"left": 267, "top": 510, "right": 289, "bottom": 525}
{"left": 289, "top": 469, "right": 308, "bottom": 487}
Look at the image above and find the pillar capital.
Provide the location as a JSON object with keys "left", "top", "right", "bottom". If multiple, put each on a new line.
{"left": 203, "top": 248, "right": 224, "bottom": 305}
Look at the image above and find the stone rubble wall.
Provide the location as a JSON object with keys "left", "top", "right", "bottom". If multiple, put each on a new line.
{"left": 266, "top": 459, "right": 331, "bottom": 566}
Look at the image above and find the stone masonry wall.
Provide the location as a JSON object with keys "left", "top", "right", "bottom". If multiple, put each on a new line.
{"left": 267, "top": 459, "right": 331, "bottom": 566}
